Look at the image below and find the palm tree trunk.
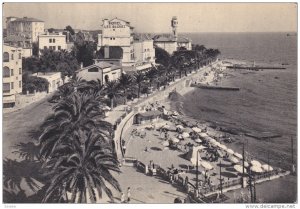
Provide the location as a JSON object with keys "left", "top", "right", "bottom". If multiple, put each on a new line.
{"left": 111, "top": 98, "right": 114, "bottom": 109}
{"left": 138, "top": 84, "right": 140, "bottom": 98}
{"left": 71, "top": 187, "right": 77, "bottom": 203}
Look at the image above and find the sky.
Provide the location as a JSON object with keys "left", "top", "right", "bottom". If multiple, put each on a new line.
{"left": 2, "top": 3, "right": 298, "bottom": 33}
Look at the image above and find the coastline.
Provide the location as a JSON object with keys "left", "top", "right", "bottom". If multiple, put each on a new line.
{"left": 160, "top": 59, "right": 297, "bottom": 203}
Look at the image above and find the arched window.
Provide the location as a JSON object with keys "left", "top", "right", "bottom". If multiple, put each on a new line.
{"left": 3, "top": 52, "right": 9, "bottom": 62}
{"left": 3, "top": 67, "right": 10, "bottom": 77}
{"left": 19, "top": 53, "right": 22, "bottom": 59}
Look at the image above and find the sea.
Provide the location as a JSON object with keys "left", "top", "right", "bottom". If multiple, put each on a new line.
{"left": 179, "top": 32, "right": 297, "bottom": 171}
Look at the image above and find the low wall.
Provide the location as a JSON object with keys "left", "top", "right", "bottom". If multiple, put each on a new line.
{"left": 15, "top": 91, "right": 48, "bottom": 108}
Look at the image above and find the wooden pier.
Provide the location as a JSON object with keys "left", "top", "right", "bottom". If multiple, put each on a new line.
{"left": 191, "top": 83, "right": 240, "bottom": 91}
{"left": 227, "top": 65, "right": 286, "bottom": 70}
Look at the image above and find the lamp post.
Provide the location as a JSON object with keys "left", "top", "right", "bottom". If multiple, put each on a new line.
{"left": 242, "top": 140, "right": 245, "bottom": 188}
{"left": 195, "top": 150, "right": 200, "bottom": 197}
{"left": 218, "top": 160, "right": 224, "bottom": 195}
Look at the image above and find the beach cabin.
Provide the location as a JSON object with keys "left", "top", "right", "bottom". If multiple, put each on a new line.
{"left": 134, "top": 110, "right": 162, "bottom": 125}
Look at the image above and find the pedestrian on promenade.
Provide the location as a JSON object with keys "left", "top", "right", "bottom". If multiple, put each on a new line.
{"left": 121, "top": 192, "right": 125, "bottom": 203}
{"left": 127, "top": 187, "right": 131, "bottom": 203}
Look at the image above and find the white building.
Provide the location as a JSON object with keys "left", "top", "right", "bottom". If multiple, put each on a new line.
{"left": 97, "top": 18, "right": 135, "bottom": 66}
{"left": 133, "top": 34, "right": 155, "bottom": 64}
{"left": 38, "top": 32, "right": 67, "bottom": 54}
{"left": 4, "top": 35, "right": 33, "bottom": 58}
{"left": 153, "top": 16, "right": 192, "bottom": 55}
{"left": 6, "top": 16, "right": 44, "bottom": 43}
{"left": 76, "top": 62, "right": 122, "bottom": 85}
{"left": 32, "top": 72, "right": 62, "bottom": 93}
{"left": 3, "top": 44, "right": 23, "bottom": 108}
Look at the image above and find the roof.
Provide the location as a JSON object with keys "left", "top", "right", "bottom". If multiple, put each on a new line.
{"left": 137, "top": 110, "right": 162, "bottom": 118}
{"left": 153, "top": 34, "right": 191, "bottom": 43}
{"left": 153, "top": 35, "right": 176, "bottom": 42}
{"left": 13, "top": 17, "right": 44, "bottom": 22}
{"left": 177, "top": 36, "right": 191, "bottom": 43}
{"left": 4, "top": 35, "right": 28, "bottom": 42}
{"left": 133, "top": 33, "right": 153, "bottom": 42}
{"left": 76, "top": 62, "right": 121, "bottom": 73}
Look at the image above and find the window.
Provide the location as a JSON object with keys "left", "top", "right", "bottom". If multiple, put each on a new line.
{"left": 44, "top": 46, "right": 47, "bottom": 50}
{"left": 53, "top": 39, "right": 55, "bottom": 43}
{"left": 88, "top": 67, "right": 99, "bottom": 72}
{"left": 110, "top": 38, "right": 112, "bottom": 40}
{"left": 19, "top": 81, "right": 22, "bottom": 88}
{"left": 3, "top": 67, "right": 10, "bottom": 77}
{"left": 3, "top": 83, "right": 10, "bottom": 93}
{"left": 19, "top": 53, "right": 22, "bottom": 59}
{"left": 11, "top": 69, "right": 14, "bottom": 76}
{"left": 11, "top": 82, "right": 14, "bottom": 90}
{"left": 19, "top": 68, "right": 22, "bottom": 75}
{"left": 11, "top": 53, "right": 14, "bottom": 60}
{"left": 53, "top": 46, "right": 56, "bottom": 50}
{"left": 49, "top": 39, "right": 52, "bottom": 43}
{"left": 58, "top": 46, "right": 61, "bottom": 50}
{"left": 3, "top": 52, "right": 9, "bottom": 62}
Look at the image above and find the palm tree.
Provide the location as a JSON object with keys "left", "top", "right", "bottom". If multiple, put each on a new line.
{"left": 3, "top": 159, "right": 44, "bottom": 196}
{"left": 118, "top": 73, "right": 133, "bottom": 104}
{"left": 133, "top": 71, "right": 145, "bottom": 98}
{"left": 42, "top": 132, "right": 121, "bottom": 203}
{"left": 12, "top": 142, "right": 41, "bottom": 161}
{"left": 105, "top": 80, "right": 121, "bottom": 109}
{"left": 39, "top": 92, "right": 112, "bottom": 159}
{"left": 145, "top": 68, "right": 158, "bottom": 88}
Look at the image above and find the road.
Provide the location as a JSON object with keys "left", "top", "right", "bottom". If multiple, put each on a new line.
{"left": 3, "top": 95, "right": 55, "bottom": 160}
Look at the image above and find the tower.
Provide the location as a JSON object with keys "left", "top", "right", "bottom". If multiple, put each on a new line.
{"left": 171, "top": 16, "right": 178, "bottom": 40}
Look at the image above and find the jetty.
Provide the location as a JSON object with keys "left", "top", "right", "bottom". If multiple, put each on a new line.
{"left": 245, "top": 132, "right": 282, "bottom": 140}
{"left": 227, "top": 65, "right": 286, "bottom": 71}
{"left": 191, "top": 83, "right": 240, "bottom": 91}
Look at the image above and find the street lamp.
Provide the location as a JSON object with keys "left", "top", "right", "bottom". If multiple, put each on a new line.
{"left": 195, "top": 150, "right": 200, "bottom": 197}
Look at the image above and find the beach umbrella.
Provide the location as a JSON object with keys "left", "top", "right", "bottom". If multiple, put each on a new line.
{"left": 262, "top": 164, "right": 274, "bottom": 171}
{"left": 234, "top": 165, "right": 247, "bottom": 174}
{"left": 173, "top": 111, "right": 179, "bottom": 116}
{"left": 103, "top": 106, "right": 111, "bottom": 111}
{"left": 176, "top": 125, "right": 184, "bottom": 129}
{"left": 199, "top": 133, "right": 208, "bottom": 138}
{"left": 195, "top": 138, "right": 202, "bottom": 143}
{"left": 229, "top": 156, "right": 239, "bottom": 164}
{"left": 182, "top": 132, "right": 190, "bottom": 138}
{"left": 214, "top": 142, "right": 221, "bottom": 147}
{"left": 219, "top": 144, "right": 227, "bottom": 150}
{"left": 172, "top": 138, "right": 180, "bottom": 143}
{"left": 234, "top": 153, "right": 243, "bottom": 159}
{"left": 192, "top": 127, "right": 202, "bottom": 133}
{"left": 200, "top": 161, "right": 213, "bottom": 170}
{"left": 226, "top": 149, "right": 235, "bottom": 155}
{"left": 251, "top": 160, "right": 262, "bottom": 167}
{"left": 209, "top": 138, "right": 217, "bottom": 143}
{"left": 250, "top": 166, "right": 264, "bottom": 173}
{"left": 162, "top": 141, "right": 169, "bottom": 147}
{"left": 243, "top": 161, "right": 249, "bottom": 167}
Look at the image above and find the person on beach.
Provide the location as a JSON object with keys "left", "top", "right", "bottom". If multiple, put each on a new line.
{"left": 127, "top": 187, "right": 131, "bottom": 203}
{"left": 121, "top": 192, "right": 125, "bottom": 203}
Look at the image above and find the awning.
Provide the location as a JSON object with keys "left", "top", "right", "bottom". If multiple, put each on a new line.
{"left": 136, "top": 63, "right": 152, "bottom": 71}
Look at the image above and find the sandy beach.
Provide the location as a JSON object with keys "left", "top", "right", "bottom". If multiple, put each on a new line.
{"left": 156, "top": 59, "right": 297, "bottom": 203}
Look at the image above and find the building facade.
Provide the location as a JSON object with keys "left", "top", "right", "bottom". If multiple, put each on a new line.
{"left": 38, "top": 32, "right": 67, "bottom": 54}
{"left": 3, "top": 44, "right": 23, "bottom": 108}
{"left": 97, "top": 18, "right": 135, "bottom": 66}
{"left": 6, "top": 16, "right": 45, "bottom": 43}
{"left": 133, "top": 34, "right": 155, "bottom": 64}
{"left": 153, "top": 16, "right": 192, "bottom": 55}
{"left": 76, "top": 62, "right": 122, "bottom": 85}
{"left": 31, "top": 72, "right": 62, "bottom": 93}
{"left": 4, "top": 35, "right": 33, "bottom": 58}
